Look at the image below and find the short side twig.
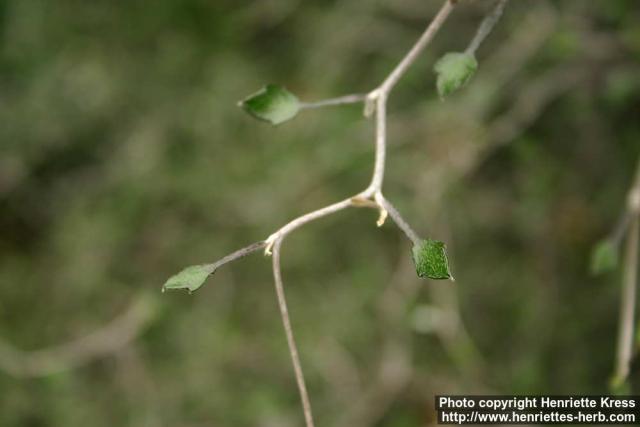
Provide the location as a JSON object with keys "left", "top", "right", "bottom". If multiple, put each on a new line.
{"left": 300, "top": 94, "right": 367, "bottom": 110}
{"left": 211, "top": 240, "right": 267, "bottom": 269}
{"left": 375, "top": 193, "right": 421, "bottom": 245}
{"left": 465, "top": 0, "right": 509, "bottom": 56}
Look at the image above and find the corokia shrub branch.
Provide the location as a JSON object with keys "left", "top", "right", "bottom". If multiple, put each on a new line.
{"left": 163, "top": 1, "right": 509, "bottom": 425}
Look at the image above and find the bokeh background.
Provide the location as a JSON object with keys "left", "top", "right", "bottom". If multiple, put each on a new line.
{"left": 1, "top": 0, "right": 639, "bottom": 426}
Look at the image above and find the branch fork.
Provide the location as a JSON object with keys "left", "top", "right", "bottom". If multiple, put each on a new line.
{"left": 164, "top": 1, "right": 511, "bottom": 425}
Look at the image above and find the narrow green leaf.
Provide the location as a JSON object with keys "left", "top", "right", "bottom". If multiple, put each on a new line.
{"left": 433, "top": 52, "right": 478, "bottom": 99}
{"left": 590, "top": 240, "right": 619, "bottom": 275}
{"left": 412, "top": 239, "right": 452, "bottom": 280}
{"left": 163, "top": 264, "right": 216, "bottom": 293}
{"left": 239, "top": 84, "right": 300, "bottom": 125}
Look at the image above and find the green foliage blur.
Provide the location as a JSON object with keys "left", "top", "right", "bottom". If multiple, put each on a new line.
{"left": 0, "top": 0, "right": 639, "bottom": 426}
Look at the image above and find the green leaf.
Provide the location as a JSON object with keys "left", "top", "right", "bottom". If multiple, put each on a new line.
{"left": 433, "top": 52, "right": 478, "bottom": 98}
{"left": 239, "top": 84, "right": 300, "bottom": 125}
{"left": 609, "top": 374, "right": 630, "bottom": 395}
{"left": 590, "top": 240, "right": 619, "bottom": 275}
{"left": 163, "top": 264, "right": 216, "bottom": 293}
{"left": 412, "top": 239, "right": 452, "bottom": 280}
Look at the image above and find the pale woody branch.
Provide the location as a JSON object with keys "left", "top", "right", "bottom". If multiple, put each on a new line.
{"left": 612, "top": 158, "right": 640, "bottom": 389}
{"left": 179, "top": 1, "right": 513, "bottom": 425}
{"left": 231, "top": 3, "right": 457, "bottom": 425}
{"left": 271, "top": 239, "right": 315, "bottom": 427}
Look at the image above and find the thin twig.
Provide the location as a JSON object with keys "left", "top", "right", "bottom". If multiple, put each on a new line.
{"left": 368, "top": 0, "right": 455, "bottom": 193}
{"left": 379, "top": 0, "right": 456, "bottom": 94}
{"left": 465, "top": 0, "right": 509, "bottom": 56}
{"left": 299, "top": 94, "right": 367, "bottom": 109}
{"left": 210, "top": 240, "right": 267, "bottom": 269}
{"left": 375, "top": 193, "right": 421, "bottom": 245}
{"left": 271, "top": 239, "right": 315, "bottom": 427}
{"left": 264, "top": 196, "right": 362, "bottom": 255}
{"left": 369, "top": 92, "right": 388, "bottom": 192}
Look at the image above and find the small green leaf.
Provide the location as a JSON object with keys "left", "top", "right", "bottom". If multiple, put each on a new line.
{"left": 609, "top": 374, "right": 630, "bottom": 395}
{"left": 590, "top": 240, "right": 619, "bottom": 275}
{"left": 163, "top": 264, "right": 216, "bottom": 293}
{"left": 433, "top": 52, "right": 478, "bottom": 98}
{"left": 412, "top": 239, "right": 452, "bottom": 280}
{"left": 239, "top": 84, "right": 300, "bottom": 125}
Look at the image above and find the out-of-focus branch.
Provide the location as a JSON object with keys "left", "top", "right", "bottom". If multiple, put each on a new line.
{"left": 476, "top": 0, "right": 557, "bottom": 90}
{"left": 612, "top": 160, "right": 640, "bottom": 388}
{"left": 614, "top": 215, "right": 638, "bottom": 387}
{"left": 335, "top": 241, "right": 418, "bottom": 427}
{"left": 487, "top": 65, "right": 588, "bottom": 146}
{"left": 0, "top": 293, "right": 156, "bottom": 378}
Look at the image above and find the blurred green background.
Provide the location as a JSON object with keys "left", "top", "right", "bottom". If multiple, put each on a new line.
{"left": 1, "top": 0, "right": 639, "bottom": 426}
